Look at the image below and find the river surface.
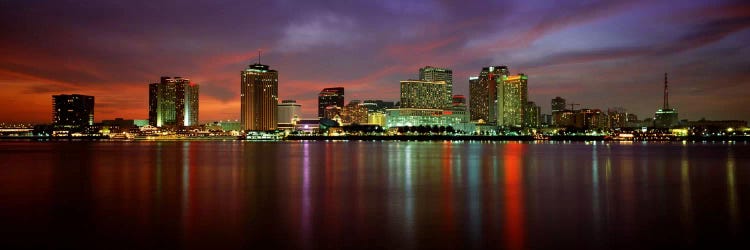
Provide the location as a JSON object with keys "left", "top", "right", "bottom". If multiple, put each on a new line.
{"left": 0, "top": 141, "right": 748, "bottom": 249}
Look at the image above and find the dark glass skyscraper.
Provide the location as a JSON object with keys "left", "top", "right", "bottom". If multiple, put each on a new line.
{"left": 52, "top": 94, "right": 94, "bottom": 127}
{"left": 241, "top": 63, "right": 278, "bottom": 131}
{"left": 148, "top": 76, "right": 199, "bottom": 127}
{"left": 318, "top": 87, "right": 344, "bottom": 119}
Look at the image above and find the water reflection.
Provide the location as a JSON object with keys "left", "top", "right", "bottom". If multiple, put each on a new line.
{"left": 0, "top": 141, "right": 747, "bottom": 248}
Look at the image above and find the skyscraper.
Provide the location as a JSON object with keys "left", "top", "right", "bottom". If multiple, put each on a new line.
{"left": 241, "top": 63, "right": 278, "bottom": 131}
{"left": 551, "top": 97, "right": 566, "bottom": 113}
{"left": 400, "top": 80, "right": 447, "bottom": 109}
{"left": 318, "top": 87, "right": 345, "bottom": 119}
{"left": 470, "top": 66, "right": 509, "bottom": 123}
{"left": 524, "top": 101, "right": 541, "bottom": 128}
{"left": 278, "top": 100, "right": 301, "bottom": 124}
{"left": 419, "top": 66, "right": 453, "bottom": 108}
{"left": 497, "top": 74, "right": 528, "bottom": 127}
{"left": 52, "top": 94, "right": 94, "bottom": 127}
{"left": 148, "top": 77, "right": 199, "bottom": 127}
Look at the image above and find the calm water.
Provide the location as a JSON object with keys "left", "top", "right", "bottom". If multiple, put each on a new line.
{"left": 0, "top": 141, "right": 748, "bottom": 249}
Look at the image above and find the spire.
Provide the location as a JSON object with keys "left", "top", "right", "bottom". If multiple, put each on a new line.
{"left": 258, "top": 50, "right": 261, "bottom": 64}
{"left": 663, "top": 72, "right": 669, "bottom": 109}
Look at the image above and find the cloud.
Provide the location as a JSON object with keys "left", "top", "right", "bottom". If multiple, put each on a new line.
{"left": 277, "top": 13, "right": 361, "bottom": 52}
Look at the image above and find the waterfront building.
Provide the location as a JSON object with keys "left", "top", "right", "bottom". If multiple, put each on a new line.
{"left": 278, "top": 100, "right": 301, "bottom": 124}
{"left": 551, "top": 97, "right": 566, "bottom": 112}
{"left": 607, "top": 107, "right": 627, "bottom": 129}
{"left": 341, "top": 102, "right": 368, "bottom": 124}
{"left": 384, "top": 108, "right": 460, "bottom": 128}
{"left": 318, "top": 87, "right": 345, "bottom": 119}
{"left": 400, "top": 80, "right": 447, "bottom": 109}
{"left": 148, "top": 76, "right": 199, "bottom": 127}
{"left": 470, "top": 66, "right": 509, "bottom": 123}
{"left": 367, "top": 112, "right": 386, "bottom": 127}
{"left": 524, "top": 101, "right": 541, "bottom": 128}
{"left": 497, "top": 74, "right": 528, "bottom": 127}
{"left": 241, "top": 63, "right": 278, "bottom": 131}
{"left": 419, "top": 66, "right": 453, "bottom": 108}
{"left": 451, "top": 95, "right": 469, "bottom": 123}
{"left": 53, "top": 94, "right": 94, "bottom": 127}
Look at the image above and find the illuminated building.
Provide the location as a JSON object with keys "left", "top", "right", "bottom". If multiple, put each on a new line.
{"left": 497, "top": 74, "right": 527, "bottom": 127}
{"left": 318, "top": 87, "right": 344, "bottom": 118}
{"left": 574, "top": 109, "right": 607, "bottom": 129}
{"left": 551, "top": 97, "right": 566, "bottom": 112}
{"left": 654, "top": 73, "right": 679, "bottom": 128}
{"left": 419, "top": 66, "right": 453, "bottom": 108}
{"left": 367, "top": 112, "right": 386, "bottom": 127}
{"left": 241, "top": 63, "right": 278, "bottom": 131}
{"left": 451, "top": 95, "right": 469, "bottom": 123}
{"left": 278, "top": 100, "right": 301, "bottom": 124}
{"left": 385, "top": 108, "right": 460, "bottom": 128}
{"left": 341, "top": 101, "right": 368, "bottom": 124}
{"left": 400, "top": 80, "right": 447, "bottom": 109}
{"left": 323, "top": 106, "right": 342, "bottom": 121}
{"left": 148, "top": 77, "right": 199, "bottom": 127}
{"left": 470, "top": 66, "right": 509, "bottom": 123}
{"left": 52, "top": 94, "right": 94, "bottom": 127}
{"left": 524, "top": 101, "right": 541, "bottom": 128}
{"left": 607, "top": 107, "right": 627, "bottom": 128}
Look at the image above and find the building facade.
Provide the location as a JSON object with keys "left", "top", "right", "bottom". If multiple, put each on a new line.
{"left": 53, "top": 94, "right": 94, "bottom": 127}
{"left": 470, "top": 66, "right": 509, "bottom": 123}
{"left": 278, "top": 100, "right": 301, "bottom": 124}
{"left": 318, "top": 87, "right": 345, "bottom": 119}
{"left": 524, "top": 101, "right": 541, "bottom": 128}
{"left": 148, "top": 77, "right": 199, "bottom": 127}
{"left": 241, "top": 63, "right": 278, "bottom": 131}
{"left": 419, "top": 66, "right": 453, "bottom": 108}
{"left": 497, "top": 74, "right": 528, "bottom": 127}
{"left": 400, "top": 80, "right": 447, "bottom": 109}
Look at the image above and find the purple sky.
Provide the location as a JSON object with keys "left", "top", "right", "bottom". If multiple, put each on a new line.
{"left": 1, "top": 0, "right": 749, "bottom": 123}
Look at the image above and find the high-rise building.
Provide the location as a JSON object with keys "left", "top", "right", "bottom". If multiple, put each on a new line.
{"left": 241, "top": 63, "right": 278, "bottom": 131}
{"left": 400, "top": 80, "right": 447, "bottom": 109}
{"left": 341, "top": 102, "right": 368, "bottom": 124}
{"left": 608, "top": 107, "right": 627, "bottom": 129}
{"left": 551, "top": 96, "right": 567, "bottom": 127}
{"left": 362, "top": 100, "right": 395, "bottom": 112}
{"left": 470, "top": 66, "right": 509, "bottom": 123}
{"left": 419, "top": 66, "right": 453, "bottom": 108}
{"left": 52, "top": 94, "right": 94, "bottom": 127}
{"left": 278, "top": 100, "right": 301, "bottom": 124}
{"left": 524, "top": 101, "right": 541, "bottom": 128}
{"left": 148, "top": 77, "right": 199, "bottom": 127}
{"left": 497, "top": 74, "right": 528, "bottom": 127}
{"left": 551, "top": 97, "right": 566, "bottom": 112}
{"left": 318, "top": 87, "right": 345, "bottom": 118}
{"left": 654, "top": 73, "right": 679, "bottom": 128}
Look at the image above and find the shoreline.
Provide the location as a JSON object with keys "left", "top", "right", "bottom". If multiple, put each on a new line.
{"left": 1, "top": 135, "right": 748, "bottom": 142}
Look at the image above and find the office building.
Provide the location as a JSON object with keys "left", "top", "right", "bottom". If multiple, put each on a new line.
{"left": 318, "top": 87, "right": 345, "bottom": 118}
{"left": 278, "top": 100, "right": 301, "bottom": 124}
{"left": 52, "top": 94, "right": 94, "bottom": 127}
{"left": 419, "top": 66, "right": 453, "bottom": 108}
{"left": 148, "top": 77, "right": 199, "bottom": 127}
{"left": 551, "top": 97, "right": 566, "bottom": 112}
{"left": 524, "top": 101, "right": 541, "bottom": 128}
{"left": 400, "top": 80, "right": 447, "bottom": 109}
{"left": 341, "top": 102, "right": 368, "bottom": 124}
{"left": 241, "top": 63, "right": 278, "bottom": 131}
{"left": 470, "top": 66, "right": 509, "bottom": 123}
{"left": 497, "top": 74, "right": 528, "bottom": 127}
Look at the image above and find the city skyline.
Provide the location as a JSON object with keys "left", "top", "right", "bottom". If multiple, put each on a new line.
{"left": 1, "top": 0, "right": 749, "bottom": 123}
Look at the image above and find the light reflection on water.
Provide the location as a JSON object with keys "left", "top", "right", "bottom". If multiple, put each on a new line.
{"left": 0, "top": 141, "right": 748, "bottom": 249}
